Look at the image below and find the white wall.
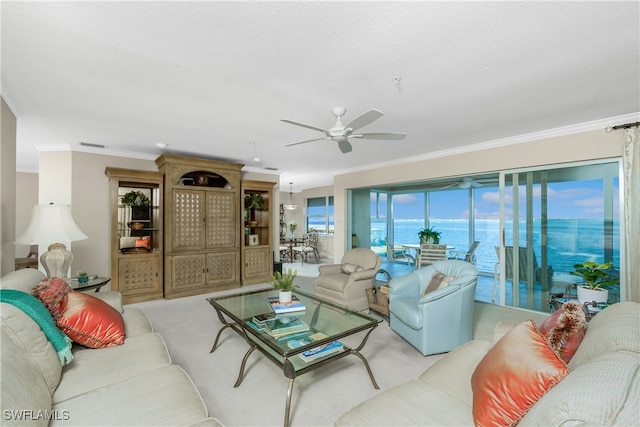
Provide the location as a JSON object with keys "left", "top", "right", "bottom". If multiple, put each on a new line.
{"left": 1, "top": 98, "right": 17, "bottom": 276}
{"left": 15, "top": 172, "right": 38, "bottom": 257}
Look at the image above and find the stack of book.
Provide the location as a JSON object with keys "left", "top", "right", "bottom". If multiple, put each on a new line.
{"left": 268, "top": 295, "right": 305, "bottom": 314}
{"left": 261, "top": 316, "right": 310, "bottom": 339}
{"left": 287, "top": 332, "right": 344, "bottom": 362}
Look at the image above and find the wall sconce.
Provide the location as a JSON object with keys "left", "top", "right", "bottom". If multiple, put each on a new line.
{"left": 15, "top": 203, "right": 88, "bottom": 278}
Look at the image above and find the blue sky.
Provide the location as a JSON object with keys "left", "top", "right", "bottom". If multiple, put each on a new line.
{"left": 375, "top": 179, "right": 620, "bottom": 220}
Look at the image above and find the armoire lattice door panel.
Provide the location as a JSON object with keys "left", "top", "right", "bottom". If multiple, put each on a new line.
{"left": 244, "top": 247, "right": 270, "bottom": 279}
{"left": 170, "top": 254, "right": 207, "bottom": 290}
{"left": 206, "top": 191, "right": 237, "bottom": 248}
{"left": 173, "top": 189, "right": 206, "bottom": 250}
{"left": 205, "top": 252, "right": 239, "bottom": 286}
{"left": 118, "top": 256, "right": 161, "bottom": 295}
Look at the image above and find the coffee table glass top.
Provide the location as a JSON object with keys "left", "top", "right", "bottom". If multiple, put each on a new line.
{"left": 208, "top": 289, "right": 380, "bottom": 361}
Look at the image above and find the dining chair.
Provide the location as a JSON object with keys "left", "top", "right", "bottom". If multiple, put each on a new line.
{"left": 292, "top": 231, "right": 320, "bottom": 264}
{"left": 449, "top": 241, "right": 480, "bottom": 265}
{"left": 417, "top": 244, "right": 448, "bottom": 268}
{"left": 385, "top": 237, "right": 415, "bottom": 269}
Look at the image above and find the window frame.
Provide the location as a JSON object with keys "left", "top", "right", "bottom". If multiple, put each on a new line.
{"left": 306, "top": 196, "right": 334, "bottom": 235}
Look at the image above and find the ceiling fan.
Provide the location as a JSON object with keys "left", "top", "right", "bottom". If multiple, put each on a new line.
{"left": 281, "top": 107, "right": 407, "bottom": 154}
{"left": 444, "top": 177, "right": 493, "bottom": 189}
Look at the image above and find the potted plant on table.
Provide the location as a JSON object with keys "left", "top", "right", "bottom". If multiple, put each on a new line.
{"left": 570, "top": 261, "right": 619, "bottom": 304}
{"left": 288, "top": 221, "right": 297, "bottom": 239}
{"left": 267, "top": 269, "right": 298, "bottom": 303}
{"left": 418, "top": 226, "right": 441, "bottom": 244}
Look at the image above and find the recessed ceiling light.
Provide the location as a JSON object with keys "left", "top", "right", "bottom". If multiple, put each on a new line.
{"left": 253, "top": 156, "right": 261, "bottom": 162}
{"left": 156, "top": 142, "right": 168, "bottom": 148}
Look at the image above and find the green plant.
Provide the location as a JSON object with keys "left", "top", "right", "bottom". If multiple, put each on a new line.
{"left": 244, "top": 193, "right": 265, "bottom": 210}
{"left": 77, "top": 271, "right": 89, "bottom": 283}
{"left": 121, "top": 190, "right": 150, "bottom": 206}
{"left": 570, "top": 261, "right": 619, "bottom": 290}
{"left": 418, "top": 226, "right": 441, "bottom": 244}
{"left": 267, "top": 269, "right": 298, "bottom": 292}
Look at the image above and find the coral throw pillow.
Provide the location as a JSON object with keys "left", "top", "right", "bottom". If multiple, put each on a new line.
{"left": 58, "top": 291, "right": 125, "bottom": 348}
{"left": 538, "top": 300, "right": 586, "bottom": 363}
{"left": 471, "top": 320, "right": 568, "bottom": 427}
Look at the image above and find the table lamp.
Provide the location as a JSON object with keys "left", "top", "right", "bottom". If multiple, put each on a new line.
{"left": 15, "top": 203, "right": 88, "bottom": 278}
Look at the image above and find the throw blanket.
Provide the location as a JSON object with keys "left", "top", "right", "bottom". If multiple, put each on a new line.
{"left": 0, "top": 289, "right": 73, "bottom": 365}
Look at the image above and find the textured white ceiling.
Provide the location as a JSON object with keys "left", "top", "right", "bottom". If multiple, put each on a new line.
{"left": 2, "top": 1, "right": 639, "bottom": 191}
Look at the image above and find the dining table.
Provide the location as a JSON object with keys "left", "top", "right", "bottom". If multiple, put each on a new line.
{"left": 280, "top": 238, "right": 303, "bottom": 263}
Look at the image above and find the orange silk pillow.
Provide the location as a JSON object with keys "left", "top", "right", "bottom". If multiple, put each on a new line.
{"left": 57, "top": 291, "right": 125, "bottom": 348}
{"left": 471, "top": 320, "right": 568, "bottom": 427}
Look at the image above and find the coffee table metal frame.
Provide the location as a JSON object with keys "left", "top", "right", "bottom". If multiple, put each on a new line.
{"left": 207, "top": 289, "right": 381, "bottom": 427}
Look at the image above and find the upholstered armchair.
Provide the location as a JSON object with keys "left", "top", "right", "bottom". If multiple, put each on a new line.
{"left": 389, "top": 259, "right": 478, "bottom": 356}
{"left": 314, "top": 248, "right": 382, "bottom": 311}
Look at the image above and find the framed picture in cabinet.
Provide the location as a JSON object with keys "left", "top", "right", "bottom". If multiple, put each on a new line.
{"left": 248, "top": 234, "right": 259, "bottom": 246}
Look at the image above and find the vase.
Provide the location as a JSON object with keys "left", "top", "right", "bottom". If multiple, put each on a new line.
{"left": 577, "top": 286, "right": 608, "bottom": 304}
{"left": 290, "top": 230, "right": 295, "bottom": 240}
{"left": 279, "top": 290, "right": 292, "bottom": 303}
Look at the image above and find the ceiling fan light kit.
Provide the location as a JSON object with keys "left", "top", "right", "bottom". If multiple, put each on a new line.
{"left": 282, "top": 107, "right": 407, "bottom": 154}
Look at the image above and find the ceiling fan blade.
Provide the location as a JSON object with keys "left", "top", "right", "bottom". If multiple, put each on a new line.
{"left": 354, "top": 132, "right": 407, "bottom": 140}
{"left": 337, "top": 139, "right": 352, "bottom": 153}
{"left": 345, "top": 109, "right": 384, "bottom": 131}
{"left": 281, "top": 119, "right": 328, "bottom": 133}
{"left": 285, "top": 137, "right": 326, "bottom": 147}
{"left": 470, "top": 181, "right": 483, "bottom": 188}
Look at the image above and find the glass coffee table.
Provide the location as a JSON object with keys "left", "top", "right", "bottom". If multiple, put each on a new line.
{"left": 207, "top": 289, "right": 381, "bottom": 427}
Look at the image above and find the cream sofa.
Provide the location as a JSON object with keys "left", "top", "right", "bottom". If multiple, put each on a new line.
{"left": 0, "top": 268, "right": 222, "bottom": 427}
{"left": 336, "top": 301, "right": 640, "bottom": 426}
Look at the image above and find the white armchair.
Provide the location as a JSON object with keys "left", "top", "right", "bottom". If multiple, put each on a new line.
{"left": 314, "top": 248, "right": 382, "bottom": 311}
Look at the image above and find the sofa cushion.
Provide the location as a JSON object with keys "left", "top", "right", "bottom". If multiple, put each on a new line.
{"left": 57, "top": 291, "right": 126, "bottom": 348}
{"left": 519, "top": 351, "right": 640, "bottom": 426}
{"left": 569, "top": 301, "right": 640, "bottom": 369}
{"left": 52, "top": 365, "right": 212, "bottom": 427}
{"left": 0, "top": 328, "right": 53, "bottom": 427}
{"left": 471, "top": 320, "right": 568, "bottom": 427}
{"left": 0, "top": 303, "right": 62, "bottom": 395}
{"left": 336, "top": 379, "right": 475, "bottom": 427}
{"left": 53, "top": 332, "right": 171, "bottom": 404}
{"left": 0, "top": 268, "right": 46, "bottom": 292}
{"left": 538, "top": 300, "right": 585, "bottom": 363}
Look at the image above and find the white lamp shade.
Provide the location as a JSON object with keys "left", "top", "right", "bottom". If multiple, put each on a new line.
{"left": 15, "top": 204, "right": 88, "bottom": 245}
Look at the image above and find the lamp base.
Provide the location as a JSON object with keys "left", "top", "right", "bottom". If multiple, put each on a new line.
{"left": 40, "top": 243, "right": 74, "bottom": 278}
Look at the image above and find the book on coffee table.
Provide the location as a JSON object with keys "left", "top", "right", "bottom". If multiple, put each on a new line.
{"left": 264, "top": 317, "right": 309, "bottom": 339}
{"left": 299, "top": 340, "right": 344, "bottom": 362}
{"left": 267, "top": 295, "right": 306, "bottom": 314}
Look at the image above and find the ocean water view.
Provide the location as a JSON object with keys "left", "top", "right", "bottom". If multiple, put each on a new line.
{"left": 373, "top": 218, "right": 620, "bottom": 276}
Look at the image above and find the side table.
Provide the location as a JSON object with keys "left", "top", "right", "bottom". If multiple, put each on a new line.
{"left": 548, "top": 292, "right": 612, "bottom": 321}
{"left": 68, "top": 276, "right": 111, "bottom": 293}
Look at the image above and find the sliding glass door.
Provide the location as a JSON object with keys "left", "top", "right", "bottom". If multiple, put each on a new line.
{"left": 495, "top": 162, "right": 621, "bottom": 310}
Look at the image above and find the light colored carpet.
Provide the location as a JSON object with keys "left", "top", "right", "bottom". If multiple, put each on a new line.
{"left": 128, "top": 272, "right": 548, "bottom": 427}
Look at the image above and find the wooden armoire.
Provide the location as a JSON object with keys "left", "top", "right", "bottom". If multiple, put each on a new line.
{"left": 155, "top": 154, "right": 243, "bottom": 299}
